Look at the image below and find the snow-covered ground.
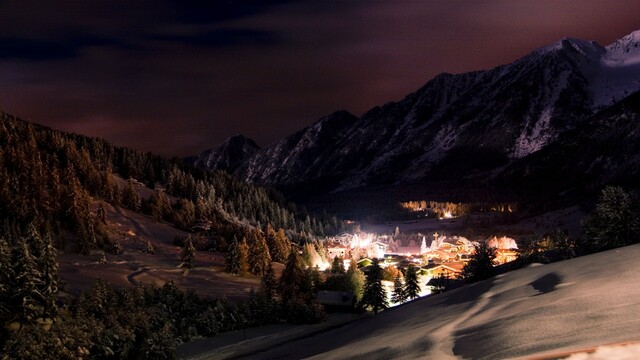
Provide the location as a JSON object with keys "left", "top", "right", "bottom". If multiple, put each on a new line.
{"left": 187, "top": 244, "right": 640, "bottom": 359}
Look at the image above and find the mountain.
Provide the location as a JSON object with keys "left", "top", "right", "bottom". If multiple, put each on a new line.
{"left": 497, "top": 89, "right": 640, "bottom": 203}
{"left": 190, "top": 30, "right": 640, "bottom": 196}
{"left": 186, "top": 134, "right": 260, "bottom": 174}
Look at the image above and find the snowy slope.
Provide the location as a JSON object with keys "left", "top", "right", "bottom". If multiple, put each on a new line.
{"left": 220, "top": 244, "right": 640, "bottom": 359}
{"left": 190, "top": 30, "right": 640, "bottom": 194}
{"left": 592, "top": 30, "right": 640, "bottom": 108}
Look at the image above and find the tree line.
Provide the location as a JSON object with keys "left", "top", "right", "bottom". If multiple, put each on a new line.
{"left": 459, "top": 186, "right": 640, "bottom": 284}
{"left": 0, "top": 111, "right": 349, "bottom": 257}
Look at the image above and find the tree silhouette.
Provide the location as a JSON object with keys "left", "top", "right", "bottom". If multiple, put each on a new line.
{"left": 180, "top": 235, "right": 196, "bottom": 270}
{"left": 40, "top": 232, "right": 60, "bottom": 320}
{"left": 279, "top": 248, "right": 308, "bottom": 303}
{"left": 391, "top": 274, "right": 406, "bottom": 304}
{"left": 404, "top": 265, "right": 421, "bottom": 300}
{"left": 249, "top": 231, "right": 271, "bottom": 275}
{"left": 581, "top": 186, "right": 640, "bottom": 253}
{"left": 260, "top": 262, "right": 278, "bottom": 299}
{"left": 360, "top": 258, "right": 388, "bottom": 314}
{"left": 461, "top": 242, "right": 496, "bottom": 283}
{"left": 122, "top": 178, "right": 141, "bottom": 212}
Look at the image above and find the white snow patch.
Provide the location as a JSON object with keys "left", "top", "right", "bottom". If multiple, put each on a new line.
{"left": 512, "top": 70, "right": 569, "bottom": 158}
{"left": 590, "top": 30, "right": 640, "bottom": 108}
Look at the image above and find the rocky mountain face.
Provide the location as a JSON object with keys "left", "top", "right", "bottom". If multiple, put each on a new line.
{"left": 190, "top": 30, "right": 640, "bottom": 195}
{"left": 187, "top": 134, "right": 260, "bottom": 174}
{"left": 497, "top": 89, "right": 640, "bottom": 203}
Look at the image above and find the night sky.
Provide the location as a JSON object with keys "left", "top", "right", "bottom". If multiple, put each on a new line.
{"left": 1, "top": 1, "right": 639, "bottom": 157}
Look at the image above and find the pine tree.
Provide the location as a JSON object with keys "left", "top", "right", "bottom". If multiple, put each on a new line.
{"left": 97, "top": 201, "right": 107, "bottom": 224}
{"left": 260, "top": 262, "right": 278, "bottom": 299}
{"left": 266, "top": 225, "right": 289, "bottom": 263}
{"left": 391, "top": 274, "right": 406, "bottom": 304}
{"left": 249, "top": 232, "right": 271, "bottom": 275}
{"left": 40, "top": 232, "right": 60, "bottom": 320}
{"left": 13, "top": 241, "right": 44, "bottom": 326}
{"left": 180, "top": 235, "right": 196, "bottom": 269}
{"left": 360, "top": 258, "right": 388, "bottom": 314}
{"left": 279, "top": 247, "right": 307, "bottom": 303}
{"left": 581, "top": 186, "right": 640, "bottom": 253}
{"left": 461, "top": 242, "right": 497, "bottom": 283}
{"left": 0, "top": 236, "right": 13, "bottom": 319}
{"left": 122, "top": 178, "right": 141, "bottom": 212}
{"left": 238, "top": 237, "right": 250, "bottom": 276}
{"left": 225, "top": 236, "right": 241, "bottom": 274}
{"left": 346, "top": 257, "right": 365, "bottom": 302}
{"left": 404, "top": 265, "right": 421, "bottom": 300}
{"left": 330, "top": 256, "right": 346, "bottom": 274}
{"left": 146, "top": 240, "right": 155, "bottom": 255}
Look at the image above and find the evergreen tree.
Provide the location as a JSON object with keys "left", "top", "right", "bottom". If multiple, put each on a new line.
{"left": 404, "top": 265, "right": 421, "bottom": 300}
{"left": 180, "top": 235, "right": 196, "bottom": 269}
{"left": 279, "top": 248, "right": 308, "bottom": 303}
{"left": 581, "top": 186, "right": 640, "bottom": 253}
{"left": 266, "top": 225, "right": 290, "bottom": 263}
{"left": 360, "top": 258, "right": 388, "bottom": 314}
{"left": 301, "top": 242, "right": 322, "bottom": 268}
{"left": 122, "top": 178, "right": 141, "bottom": 212}
{"left": 40, "top": 232, "right": 60, "bottom": 320}
{"left": 225, "top": 236, "right": 242, "bottom": 274}
{"left": 13, "top": 241, "right": 43, "bottom": 326}
{"left": 307, "top": 265, "right": 322, "bottom": 295}
{"left": 151, "top": 190, "right": 171, "bottom": 223}
{"left": 249, "top": 232, "right": 271, "bottom": 275}
{"left": 260, "top": 262, "right": 278, "bottom": 299}
{"left": 146, "top": 240, "right": 155, "bottom": 255}
{"left": 345, "top": 258, "right": 365, "bottom": 302}
{"left": 238, "top": 237, "right": 250, "bottom": 276}
{"left": 391, "top": 274, "right": 406, "bottom": 304}
{"left": 97, "top": 201, "right": 107, "bottom": 224}
{"left": 0, "top": 236, "right": 13, "bottom": 319}
{"left": 461, "top": 242, "right": 497, "bottom": 283}
{"left": 330, "top": 256, "right": 346, "bottom": 274}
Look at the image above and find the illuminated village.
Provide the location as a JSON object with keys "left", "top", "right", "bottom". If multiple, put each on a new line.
{"left": 316, "top": 225, "right": 519, "bottom": 303}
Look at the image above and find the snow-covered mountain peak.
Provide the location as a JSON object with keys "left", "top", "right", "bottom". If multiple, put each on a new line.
{"left": 590, "top": 30, "right": 640, "bottom": 108}
{"left": 536, "top": 38, "right": 605, "bottom": 60}
{"left": 604, "top": 29, "right": 640, "bottom": 64}
{"left": 189, "top": 30, "right": 640, "bottom": 193}
{"left": 606, "top": 29, "right": 640, "bottom": 54}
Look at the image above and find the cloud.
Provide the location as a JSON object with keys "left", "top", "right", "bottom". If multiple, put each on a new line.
{"left": 0, "top": 0, "right": 639, "bottom": 157}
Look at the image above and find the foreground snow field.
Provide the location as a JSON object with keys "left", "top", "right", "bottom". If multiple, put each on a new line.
{"left": 190, "top": 244, "right": 640, "bottom": 359}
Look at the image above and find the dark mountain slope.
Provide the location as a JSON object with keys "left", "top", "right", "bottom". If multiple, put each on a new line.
{"left": 496, "top": 90, "right": 640, "bottom": 204}
{"left": 191, "top": 31, "right": 640, "bottom": 197}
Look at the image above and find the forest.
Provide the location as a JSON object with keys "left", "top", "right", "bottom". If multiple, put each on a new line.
{"left": 0, "top": 111, "right": 350, "bottom": 358}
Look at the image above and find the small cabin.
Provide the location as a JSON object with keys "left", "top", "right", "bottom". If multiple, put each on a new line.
{"left": 316, "top": 291, "right": 356, "bottom": 309}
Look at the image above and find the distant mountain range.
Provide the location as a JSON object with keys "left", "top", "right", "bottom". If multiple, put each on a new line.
{"left": 188, "top": 30, "right": 640, "bottom": 201}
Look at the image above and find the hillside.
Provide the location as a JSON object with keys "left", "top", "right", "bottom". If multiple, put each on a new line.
{"left": 190, "top": 243, "right": 640, "bottom": 359}
{"left": 497, "top": 89, "right": 640, "bottom": 204}
{"left": 190, "top": 30, "right": 640, "bottom": 201}
{"left": 57, "top": 199, "right": 264, "bottom": 301}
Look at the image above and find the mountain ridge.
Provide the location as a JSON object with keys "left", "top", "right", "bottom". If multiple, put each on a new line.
{"left": 189, "top": 30, "right": 640, "bottom": 198}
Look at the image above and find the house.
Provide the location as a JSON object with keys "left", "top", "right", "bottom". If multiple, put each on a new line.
{"left": 425, "top": 263, "right": 463, "bottom": 278}
{"left": 328, "top": 244, "right": 349, "bottom": 260}
{"left": 495, "top": 249, "right": 519, "bottom": 264}
{"left": 316, "top": 291, "right": 356, "bottom": 309}
{"left": 371, "top": 241, "right": 389, "bottom": 259}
